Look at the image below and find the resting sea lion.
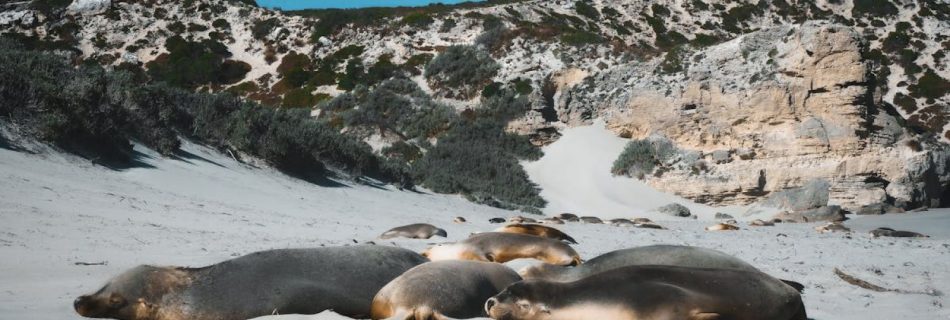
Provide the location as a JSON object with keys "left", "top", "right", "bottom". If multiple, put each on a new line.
{"left": 489, "top": 218, "right": 507, "bottom": 224}
{"left": 371, "top": 260, "right": 521, "bottom": 320}
{"left": 815, "top": 222, "right": 850, "bottom": 233}
{"left": 495, "top": 224, "right": 578, "bottom": 244}
{"left": 750, "top": 219, "right": 775, "bottom": 226}
{"left": 380, "top": 223, "right": 447, "bottom": 239}
{"left": 519, "top": 245, "right": 759, "bottom": 282}
{"left": 635, "top": 222, "right": 666, "bottom": 230}
{"left": 422, "top": 232, "right": 581, "bottom": 266}
{"left": 454, "top": 217, "right": 467, "bottom": 223}
{"left": 486, "top": 265, "right": 806, "bottom": 320}
{"left": 578, "top": 216, "right": 603, "bottom": 224}
{"left": 554, "top": 213, "right": 579, "bottom": 222}
{"left": 631, "top": 218, "right": 653, "bottom": 224}
{"left": 870, "top": 227, "right": 929, "bottom": 238}
{"left": 539, "top": 217, "right": 564, "bottom": 225}
{"left": 508, "top": 216, "right": 538, "bottom": 224}
{"left": 706, "top": 223, "right": 740, "bottom": 231}
{"left": 609, "top": 219, "right": 636, "bottom": 227}
{"left": 74, "top": 246, "right": 428, "bottom": 320}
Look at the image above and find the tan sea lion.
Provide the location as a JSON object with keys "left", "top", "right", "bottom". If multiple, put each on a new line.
{"left": 750, "top": 219, "right": 775, "bottom": 226}
{"left": 487, "top": 265, "right": 806, "bottom": 320}
{"left": 870, "top": 227, "right": 929, "bottom": 238}
{"left": 454, "top": 217, "right": 467, "bottom": 223}
{"left": 371, "top": 260, "right": 521, "bottom": 320}
{"left": 495, "top": 224, "right": 578, "bottom": 244}
{"left": 74, "top": 246, "right": 428, "bottom": 320}
{"left": 508, "top": 216, "right": 538, "bottom": 224}
{"left": 631, "top": 217, "right": 653, "bottom": 224}
{"left": 422, "top": 232, "right": 581, "bottom": 266}
{"left": 539, "top": 217, "right": 564, "bottom": 225}
{"left": 379, "top": 223, "right": 447, "bottom": 239}
{"left": 815, "top": 222, "right": 851, "bottom": 233}
{"left": 519, "top": 245, "right": 760, "bottom": 282}
{"left": 706, "top": 223, "right": 740, "bottom": 231}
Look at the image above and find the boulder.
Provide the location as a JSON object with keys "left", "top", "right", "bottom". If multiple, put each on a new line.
{"left": 655, "top": 203, "right": 692, "bottom": 218}
{"left": 774, "top": 205, "right": 846, "bottom": 223}
{"left": 67, "top": 0, "right": 111, "bottom": 15}
{"left": 853, "top": 203, "right": 904, "bottom": 215}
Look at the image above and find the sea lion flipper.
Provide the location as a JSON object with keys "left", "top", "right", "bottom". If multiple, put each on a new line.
{"left": 689, "top": 312, "right": 722, "bottom": 320}
{"left": 781, "top": 279, "right": 805, "bottom": 293}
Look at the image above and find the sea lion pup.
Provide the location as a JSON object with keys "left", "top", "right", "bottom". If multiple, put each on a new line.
{"left": 750, "top": 219, "right": 775, "bottom": 226}
{"left": 489, "top": 217, "right": 507, "bottom": 224}
{"left": 454, "top": 217, "right": 467, "bottom": 223}
{"left": 870, "top": 227, "right": 929, "bottom": 238}
{"left": 706, "top": 222, "right": 740, "bottom": 231}
{"left": 815, "top": 222, "right": 851, "bottom": 233}
{"left": 578, "top": 216, "right": 604, "bottom": 224}
{"left": 380, "top": 223, "right": 448, "bottom": 239}
{"left": 74, "top": 246, "right": 428, "bottom": 320}
{"left": 519, "top": 245, "right": 759, "bottom": 282}
{"left": 422, "top": 232, "right": 582, "bottom": 266}
{"left": 371, "top": 260, "right": 522, "bottom": 320}
{"left": 554, "top": 213, "right": 579, "bottom": 222}
{"left": 486, "top": 265, "right": 806, "bottom": 320}
{"left": 495, "top": 224, "right": 578, "bottom": 244}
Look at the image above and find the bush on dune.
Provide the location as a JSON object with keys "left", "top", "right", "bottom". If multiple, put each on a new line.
{"left": 0, "top": 37, "right": 406, "bottom": 185}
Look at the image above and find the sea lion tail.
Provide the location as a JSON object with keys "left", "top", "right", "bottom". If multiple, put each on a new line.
{"left": 781, "top": 279, "right": 805, "bottom": 293}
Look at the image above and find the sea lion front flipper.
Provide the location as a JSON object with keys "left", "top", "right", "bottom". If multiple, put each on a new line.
{"left": 689, "top": 312, "right": 721, "bottom": 320}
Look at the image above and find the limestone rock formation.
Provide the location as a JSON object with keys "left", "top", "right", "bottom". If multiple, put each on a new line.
{"left": 566, "top": 22, "right": 950, "bottom": 211}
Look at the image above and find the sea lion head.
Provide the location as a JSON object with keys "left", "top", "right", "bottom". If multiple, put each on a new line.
{"left": 420, "top": 243, "right": 485, "bottom": 262}
{"left": 485, "top": 280, "right": 556, "bottom": 320}
{"left": 74, "top": 265, "right": 190, "bottom": 319}
{"left": 433, "top": 228, "right": 448, "bottom": 238}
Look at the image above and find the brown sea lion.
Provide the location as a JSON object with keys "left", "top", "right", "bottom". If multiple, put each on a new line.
{"left": 750, "top": 219, "right": 775, "bottom": 227}
{"left": 519, "top": 245, "right": 760, "bottom": 282}
{"left": 371, "top": 260, "right": 521, "bottom": 320}
{"left": 508, "top": 216, "right": 538, "bottom": 224}
{"left": 487, "top": 265, "right": 806, "bottom": 320}
{"left": 379, "top": 223, "right": 447, "bottom": 239}
{"left": 578, "top": 216, "right": 603, "bottom": 224}
{"left": 489, "top": 218, "right": 507, "bottom": 224}
{"left": 609, "top": 219, "right": 636, "bottom": 227}
{"left": 539, "top": 217, "right": 564, "bottom": 225}
{"left": 635, "top": 222, "right": 666, "bottom": 230}
{"left": 454, "top": 217, "right": 467, "bottom": 223}
{"left": 74, "top": 246, "right": 428, "bottom": 320}
{"left": 554, "top": 213, "right": 579, "bottom": 222}
{"left": 870, "top": 227, "right": 929, "bottom": 238}
{"left": 495, "top": 224, "right": 578, "bottom": 244}
{"left": 631, "top": 218, "right": 653, "bottom": 224}
{"left": 422, "top": 232, "right": 581, "bottom": 266}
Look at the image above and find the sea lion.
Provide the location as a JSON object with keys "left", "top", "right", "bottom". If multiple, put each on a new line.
{"left": 539, "top": 217, "right": 564, "bottom": 225}
{"left": 508, "top": 216, "right": 538, "bottom": 224}
{"left": 750, "top": 219, "right": 775, "bottom": 227}
{"left": 371, "top": 260, "right": 522, "bottom": 320}
{"left": 495, "top": 224, "right": 578, "bottom": 244}
{"left": 635, "top": 222, "right": 666, "bottom": 230}
{"left": 74, "top": 246, "right": 428, "bottom": 320}
{"left": 422, "top": 232, "right": 581, "bottom": 266}
{"left": 519, "top": 245, "right": 760, "bottom": 282}
{"left": 554, "top": 213, "right": 579, "bottom": 222}
{"left": 578, "top": 216, "right": 604, "bottom": 224}
{"left": 454, "top": 217, "right": 467, "bottom": 223}
{"left": 631, "top": 218, "right": 653, "bottom": 224}
{"left": 870, "top": 227, "right": 929, "bottom": 238}
{"left": 489, "top": 218, "right": 507, "bottom": 224}
{"left": 706, "top": 223, "right": 740, "bottom": 231}
{"left": 380, "top": 223, "right": 447, "bottom": 239}
{"left": 609, "top": 219, "right": 636, "bottom": 227}
{"left": 487, "top": 265, "right": 806, "bottom": 320}
{"left": 815, "top": 222, "right": 851, "bottom": 233}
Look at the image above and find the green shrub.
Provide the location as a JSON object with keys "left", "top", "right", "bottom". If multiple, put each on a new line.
{"left": 852, "top": 0, "right": 898, "bottom": 17}
{"left": 909, "top": 69, "right": 950, "bottom": 101}
{"left": 146, "top": 36, "right": 249, "bottom": 88}
{"left": 251, "top": 18, "right": 279, "bottom": 40}
{"left": 401, "top": 12, "right": 434, "bottom": 28}
{"left": 425, "top": 45, "right": 500, "bottom": 99}
{"left": 612, "top": 138, "right": 679, "bottom": 178}
{"left": 575, "top": 1, "right": 601, "bottom": 20}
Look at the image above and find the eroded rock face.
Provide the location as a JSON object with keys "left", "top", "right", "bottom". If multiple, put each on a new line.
{"left": 564, "top": 22, "right": 950, "bottom": 211}
{"left": 67, "top": 0, "right": 111, "bottom": 15}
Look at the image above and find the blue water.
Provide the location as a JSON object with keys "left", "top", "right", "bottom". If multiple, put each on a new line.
{"left": 256, "top": 0, "right": 483, "bottom": 10}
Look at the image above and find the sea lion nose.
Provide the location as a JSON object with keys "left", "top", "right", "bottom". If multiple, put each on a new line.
{"left": 74, "top": 296, "right": 89, "bottom": 315}
{"left": 485, "top": 297, "right": 497, "bottom": 314}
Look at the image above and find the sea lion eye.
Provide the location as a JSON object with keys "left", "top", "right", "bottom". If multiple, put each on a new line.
{"left": 108, "top": 294, "right": 127, "bottom": 308}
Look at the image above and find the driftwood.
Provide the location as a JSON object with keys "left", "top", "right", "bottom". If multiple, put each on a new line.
{"left": 834, "top": 268, "right": 941, "bottom": 296}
